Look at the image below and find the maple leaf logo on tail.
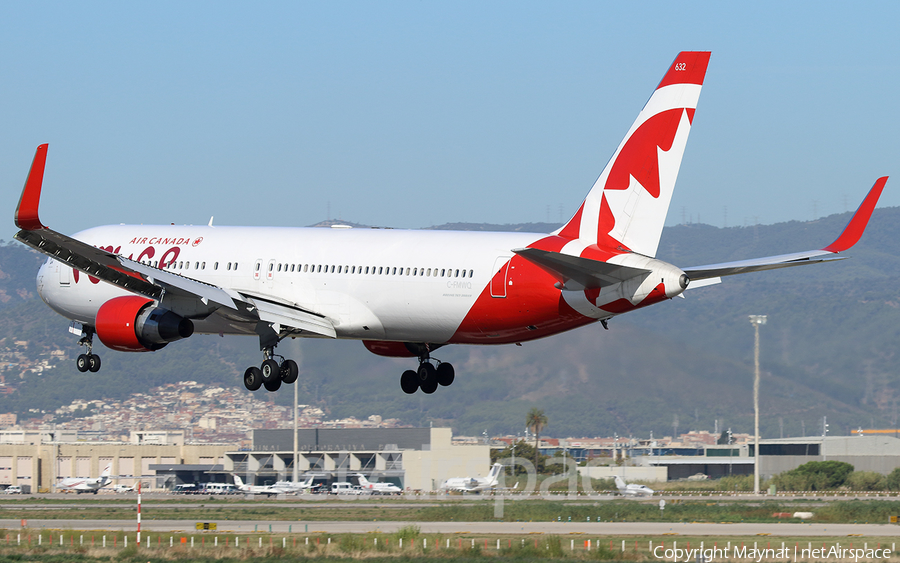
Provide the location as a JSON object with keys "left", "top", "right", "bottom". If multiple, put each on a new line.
{"left": 557, "top": 52, "right": 710, "bottom": 258}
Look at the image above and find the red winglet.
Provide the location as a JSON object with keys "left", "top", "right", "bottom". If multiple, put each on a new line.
{"left": 657, "top": 51, "right": 711, "bottom": 89}
{"left": 14, "top": 144, "right": 49, "bottom": 230}
{"left": 822, "top": 176, "right": 888, "bottom": 253}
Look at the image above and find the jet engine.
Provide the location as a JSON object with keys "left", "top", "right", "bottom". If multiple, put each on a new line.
{"left": 95, "top": 296, "right": 194, "bottom": 352}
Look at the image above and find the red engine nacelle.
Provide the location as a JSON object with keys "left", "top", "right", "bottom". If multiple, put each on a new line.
{"left": 95, "top": 296, "right": 194, "bottom": 352}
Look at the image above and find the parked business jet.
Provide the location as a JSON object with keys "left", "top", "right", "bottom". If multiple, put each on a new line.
{"left": 441, "top": 463, "right": 503, "bottom": 493}
{"left": 233, "top": 474, "right": 281, "bottom": 496}
{"left": 58, "top": 463, "right": 112, "bottom": 494}
{"left": 14, "top": 52, "right": 887, "bottom": 395}
{"left": 356, "top": 474, "right": 403, "bottom": 495}
{"left": 614, "top": 475, "right": 654, "bottom": 497}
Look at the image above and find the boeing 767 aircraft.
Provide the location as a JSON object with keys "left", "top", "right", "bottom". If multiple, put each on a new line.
{"left": 14, "top": 52, "right": 887, "bottom": 395}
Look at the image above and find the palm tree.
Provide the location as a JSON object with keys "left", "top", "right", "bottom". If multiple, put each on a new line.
{"left": 526, "top": 407, "right": 548, "bottom": 471}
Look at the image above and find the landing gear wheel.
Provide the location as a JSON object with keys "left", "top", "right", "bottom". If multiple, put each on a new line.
{"left": 418, "top": 363, "right": 438, "bottom": 394}
{"left": 264, "top": 377, "right": 282, "bottom": 392}
{"left": 260, "top": 359, "right": 280, "bottom": 383}
{"left": 87, "top": 354, "right": 101, "bottom": 373}
{"left": 400, "top": 370, "right": 419, "bottom": 394}
{"left": 436, "top": 362, "right": 454, "bottom": 386}
{"left": 281, "top": 359, "right": 299, "bottom": 384}
{"left": 243, "top": 367, "right": 263, "bottom": 391}
{"left": 76, "top": 354, "right": 90, "bottom": 373}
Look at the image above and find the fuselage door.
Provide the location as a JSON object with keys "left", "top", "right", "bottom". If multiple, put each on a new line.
{"left": 490, "top": 256, "right": 511, "bottom": 298}
{"left": 58, "top": 263, "right": 71, "bottom": 286}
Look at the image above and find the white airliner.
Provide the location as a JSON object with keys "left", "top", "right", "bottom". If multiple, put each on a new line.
{"left": 441, "top": 463, "right": 503, "bottom": 493}
{"left": 614, "top": 475, "right": 654, "bottom": 497}
{"left": 58, "top": 463, "right": 112, "bottom": 494}
{"left": 233, "top": 474, "right": 281, "bottom": 496}
{"left": 356, "top": 474, "right": 402, "bottom": 495}
{"left": 14, "top": 52, "right": 887, "bottom": 394}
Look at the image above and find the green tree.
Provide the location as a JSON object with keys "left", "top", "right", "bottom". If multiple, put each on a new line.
{"left": 526, "top": 407, "right": 548, "bottom": 471}
{"left": 492, "top": 439, "right": 544, "bottom": 474}
{"left": 846, "top": 471, "right": 885, "bottom": 491}
{"left": 883, "top": 467, "right": 900, "bottom": 491}
{"left": 772, "top": 460, "right": 854, "bottom": 491}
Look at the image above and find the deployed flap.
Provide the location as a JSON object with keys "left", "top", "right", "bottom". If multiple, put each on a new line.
{"left": 513, "top": 247, "right": 650, "bottom": 290}
{"left": 120, "top": 257, "right": 239, "bottom": 309}
{"left": 683, "top": 177, "right": 887, "bottom": 281}
{"left": 242, "top": 294, "right": 336, "bottom": 338}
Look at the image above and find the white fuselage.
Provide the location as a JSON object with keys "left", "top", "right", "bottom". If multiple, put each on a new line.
{"left": 36, "top": 224, "right": 687, "bottom": 348}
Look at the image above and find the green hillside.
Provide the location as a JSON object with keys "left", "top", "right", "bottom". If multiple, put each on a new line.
{"left": 0, "top": 207, "right": 897, "bottom": 439}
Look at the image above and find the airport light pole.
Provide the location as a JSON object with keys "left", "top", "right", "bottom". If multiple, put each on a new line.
{"left": 293, "top": 373, "right": 299, "bottom": 485}
{"left": 749, "top": 315, "right": 767, "bottom": 495}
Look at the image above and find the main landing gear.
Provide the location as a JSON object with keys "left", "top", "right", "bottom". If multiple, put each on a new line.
{"left": 400, "top": 349, "right": 455, "bottom": 395}
{"left": 243, "top": 346, "right": 299, "bottom": 393}
{"left": 75, "top": 329, "right": 101, "bottom": 373}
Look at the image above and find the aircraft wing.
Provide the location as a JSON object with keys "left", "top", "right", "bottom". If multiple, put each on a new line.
{"left": 683, "top": 177, "right": 887, "bottom": 281}
{"left": 13, "top": 144, "right": 336, "bottom": 338}
{"left": 512, "top": 247, "right": 650, "bottom": 289}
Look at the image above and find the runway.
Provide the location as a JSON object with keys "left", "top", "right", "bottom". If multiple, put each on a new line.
{"left": 2, "top": 519, "right": 896, "bottom": 537}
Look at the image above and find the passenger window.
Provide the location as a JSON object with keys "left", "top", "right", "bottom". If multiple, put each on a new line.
{"left": 337, "top": 265, "right": 341, "bottom": 273}
{"left": 201, "top": 262, "right": 205, "bottom": 269}
{"left": 277, "top": 264, "right": 281, "bottom": 272}
{"left": 469, "top": 269, "right": 473, "bottom": 277}
{"left": 317, "top": 265, "right": 322, "bottom": 273}
{"left": 378, "top": 267, "right": 383, "bottom": 275}
{"left": 234, "top": 263, "right": 238, "bottom": 270}
{"left": 406, "top": 268, "right": 410, "bottom": 275}
{"left": 441, "top": 269, "right": 445, "bottom": 277}
{"left": 426, "top": 268, "right": 431, "bottom": 277}
{"left": 461, "top": 270, "right": 466, "bottom": 278}
{"left": 331, "top": 265, "right": 335, "bottom": 273}
{"left": 227, "top": 263, "right": 232, "bottom": 271}
{"left": 269, "top": 263, "right": 274, "bottom": 271}
{"left": 214, "top": 262, "right": 218, "bottom": 270}
{"left": 303, "top": 264, "right": 308, "bottom": 272}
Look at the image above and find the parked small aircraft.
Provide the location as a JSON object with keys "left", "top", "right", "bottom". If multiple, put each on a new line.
{"left": 441, "top": 463, "right": 503, "bottom": 493}
{"left": 614, "top": 475, "right": 654, "bottom": 497}
{"left": 58, "top": 463, "right": 112, "bottom": 494}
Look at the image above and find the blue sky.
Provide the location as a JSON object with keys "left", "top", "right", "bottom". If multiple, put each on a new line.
{"left": 2, "top": 2, "right": 897, "bottom": 236}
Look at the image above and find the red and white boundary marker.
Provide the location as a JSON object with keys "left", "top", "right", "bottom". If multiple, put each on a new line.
{"left": 136, "top": 481, "right": 141, "bottom": 545}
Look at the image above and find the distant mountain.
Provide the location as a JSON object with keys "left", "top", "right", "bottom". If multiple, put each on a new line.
{"left": 0, "top": 207, "right": 897, "bottom": 440}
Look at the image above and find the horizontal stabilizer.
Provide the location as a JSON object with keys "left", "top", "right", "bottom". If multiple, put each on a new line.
{"left": 684, "top": 252, "right": 844, "bottom": 280}
{"left": 513, "top": 247, "right": 650, "bottom": 290}
{"left": 683, "top": 177, "right": 886, "bottom": 281}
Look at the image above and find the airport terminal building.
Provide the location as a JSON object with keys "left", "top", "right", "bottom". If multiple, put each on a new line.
{"left": 222, "top": 427, "right": 491, "bottom": 491}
